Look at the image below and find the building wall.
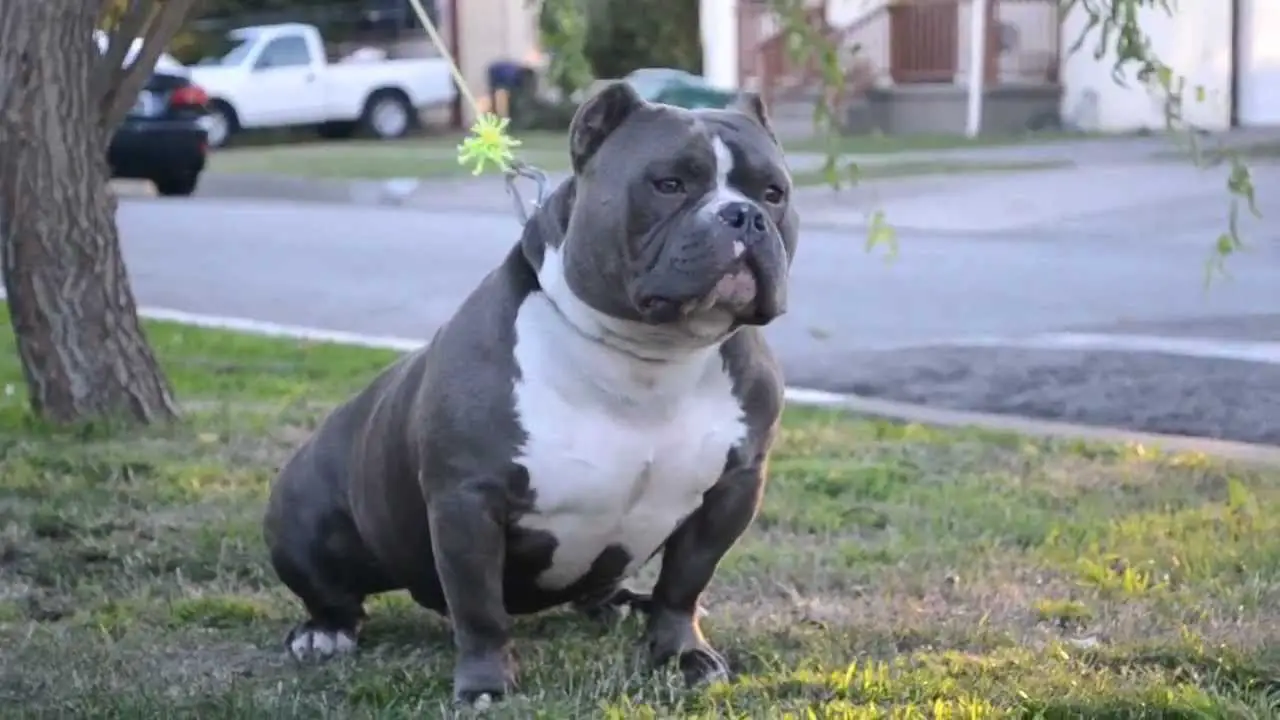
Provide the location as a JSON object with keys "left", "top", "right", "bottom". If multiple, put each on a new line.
{"left": 1236, "top": 0, "right": 1280, "bottom": 126}
{"left": 1059, "top": 1, "right": 1233, "bottom": 132}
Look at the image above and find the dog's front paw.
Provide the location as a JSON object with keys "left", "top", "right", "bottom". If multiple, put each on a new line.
{"left": 646, "top": 606, "right": 730, "bottom": 687}
{"left": 452, "top": 650, "right": 516, "bottom": 709}
{"left": 676, "top": 645, "right": 730, "bottom": 686}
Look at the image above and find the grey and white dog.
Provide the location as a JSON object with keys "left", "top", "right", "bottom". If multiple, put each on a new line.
{"left": 263, "top": 80, "right": 799, "bottom": 705}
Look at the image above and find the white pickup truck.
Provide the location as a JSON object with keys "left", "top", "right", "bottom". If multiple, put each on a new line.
{"left": 188, "top": 22, "right": 456, "bottom": 147}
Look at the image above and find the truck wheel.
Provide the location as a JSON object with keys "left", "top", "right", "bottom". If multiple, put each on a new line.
{"left": 360, "top": 90, "right": 414, "bottom": 140}
{"left": 204, "top": 100, "right": 238, "bottom": 149}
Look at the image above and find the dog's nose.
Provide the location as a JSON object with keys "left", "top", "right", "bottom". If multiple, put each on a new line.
{"left": 717, "top": 202, "right": 767, "bottom": 233}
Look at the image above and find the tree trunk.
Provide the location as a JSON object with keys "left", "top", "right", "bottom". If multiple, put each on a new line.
{"left": 0, "top": 1, "right": 179, "bottom": 425}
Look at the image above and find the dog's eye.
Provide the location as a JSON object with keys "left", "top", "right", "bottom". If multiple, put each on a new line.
{"left": 653, "top": 178, "right": 685, "bottom": 195}
{"left": 762, "top": 185, "right": 786, "bottom": 205}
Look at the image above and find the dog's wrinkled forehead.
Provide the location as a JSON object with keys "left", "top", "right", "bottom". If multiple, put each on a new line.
{"left": 582, "top": 106, "right": 786, "bottom": 193}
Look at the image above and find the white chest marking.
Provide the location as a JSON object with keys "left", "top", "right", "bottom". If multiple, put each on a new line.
{"left": 511, "top": 246, "right": 749, "bottom": 590}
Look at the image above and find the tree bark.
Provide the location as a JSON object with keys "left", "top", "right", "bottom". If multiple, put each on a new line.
{"left": 0, "top": 0, "right": 180, "bottom": 425}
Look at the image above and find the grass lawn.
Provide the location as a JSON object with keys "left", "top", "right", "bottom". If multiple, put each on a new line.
{"left": 210, "top": 138, "right": 1072, "bottom": 187}
{"left": 209, "top": 133, "right": 573, "bottom": 181}
{"left": 781, "top": 130, "right": 1105, "bottom": 156}
{"left": 1151, "top": 140, "right": 1280, "bottom": 165}
{"left": 1, "top": 310, "right": 1279, "bottom": 717}
{"left": 791, "top": 159, "right": 1073, "bottom": 187}
{"left": 207, "top": 129, "right": 1095, "bottom": 182}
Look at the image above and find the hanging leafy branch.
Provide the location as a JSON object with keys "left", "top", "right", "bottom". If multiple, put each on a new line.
{"left": 764, "top": 0, "right": 1257, "bottom": 276}
{"left": 1060, "top": 0, "right": 1257, "bottom": 280}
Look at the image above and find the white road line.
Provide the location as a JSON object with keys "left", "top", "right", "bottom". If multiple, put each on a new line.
{"left": 133, "top": 306, "right": 859, "bottom": 406}
{"left": 0, "top": 291, "right": 1275, "bottom": 402}
{"left": 135, "top": 306, "right": 424, "bottom": 353}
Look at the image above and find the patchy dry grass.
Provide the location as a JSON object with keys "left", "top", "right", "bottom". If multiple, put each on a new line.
{"left": 1, "top": 313, "right": 1279, "bottom": 718}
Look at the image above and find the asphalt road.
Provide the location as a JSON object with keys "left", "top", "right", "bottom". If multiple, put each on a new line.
{"left": 117, "top": 189, "right": 1280, "bottom": 443}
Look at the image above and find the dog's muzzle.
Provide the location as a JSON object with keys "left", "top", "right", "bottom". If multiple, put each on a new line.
{"left": 632, "top": 200, "right": 787, "bottom": 327}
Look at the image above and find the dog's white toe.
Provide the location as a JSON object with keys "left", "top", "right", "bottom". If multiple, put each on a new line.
{"left": 287, "top": 627, "right": 357, "bottom": 661}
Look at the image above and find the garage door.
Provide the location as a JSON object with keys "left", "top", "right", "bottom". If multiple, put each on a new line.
{"left": 1237, "top": 0, "right": 1280, "bottom": 126}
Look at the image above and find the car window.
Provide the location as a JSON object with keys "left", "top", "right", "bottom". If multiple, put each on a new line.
{"left": 254, "top": 36, "right": 311, "bottom": 70}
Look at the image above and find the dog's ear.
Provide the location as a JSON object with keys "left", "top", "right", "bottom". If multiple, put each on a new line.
{"left": 731, "top": 91, "right": 776, "bottom": 141}
{"left": 569, "top": 81, "right": 645, "bottom": 174}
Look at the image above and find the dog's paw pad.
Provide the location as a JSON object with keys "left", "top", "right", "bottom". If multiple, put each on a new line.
{"left": 286, "top": 626, "right": 357, "bottom": 661}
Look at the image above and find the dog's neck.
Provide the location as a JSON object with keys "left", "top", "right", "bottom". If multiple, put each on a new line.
{"left": 538, "top": 243, "right": 724, "bottom": 360}
{"left": 521, "top": 243, "right": 729, "bottom": 407}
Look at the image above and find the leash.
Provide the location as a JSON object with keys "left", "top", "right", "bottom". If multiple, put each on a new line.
{"left": 405, "top": 0, "right": 549, "bottom": 225}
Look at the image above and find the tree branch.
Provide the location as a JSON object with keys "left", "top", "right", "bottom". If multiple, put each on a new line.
{"left": 95, "top": 0, "right": 157, "bottom": 107}
{"left": 100, "top": 0, "right": 201, "bottom": 130}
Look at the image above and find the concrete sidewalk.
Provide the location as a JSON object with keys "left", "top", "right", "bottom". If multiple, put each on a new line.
{"left": 800, "top": 160, "right": 1280, "bottom": 233}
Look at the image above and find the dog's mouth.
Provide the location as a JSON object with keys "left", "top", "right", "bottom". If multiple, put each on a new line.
{"left": 635, "top": 263, "right": 762, "bottom": 325}
{"left": 681, "top": 266, "right": 757, "bottom": 315}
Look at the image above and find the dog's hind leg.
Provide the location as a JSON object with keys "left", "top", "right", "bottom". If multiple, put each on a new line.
{"left": 267, "top": 505, "right": 394, "bottom": 662}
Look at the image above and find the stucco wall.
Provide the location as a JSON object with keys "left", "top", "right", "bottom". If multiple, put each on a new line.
{"left": 1059, "top": 1, "right": 1233, "bottom": 132}
{"left": 1237, "top": 0, "right": 1280, "bottom": 125}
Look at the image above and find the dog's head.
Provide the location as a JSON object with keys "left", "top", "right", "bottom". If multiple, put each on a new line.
{"left": 523, "top": 81, "right": 798, "bottom": 351}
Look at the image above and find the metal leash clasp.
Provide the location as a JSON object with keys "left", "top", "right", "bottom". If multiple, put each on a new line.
{"left": 503, "top": 159, "right": 549, "bottom": 226}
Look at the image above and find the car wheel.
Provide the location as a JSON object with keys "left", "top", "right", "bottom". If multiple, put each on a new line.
{"left": 360, "top": 90, "right": 414, "bottom": 140}
{"left": 154, "top": 170, "right": 201, "bottom": 197}
{"left": 203, "top": 101, "right": 236, "bottom": 149}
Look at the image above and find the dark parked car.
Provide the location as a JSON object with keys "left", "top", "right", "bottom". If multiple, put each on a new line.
{"left": 623, "top": 68, "right": 741, "bottom": 110}
{"left": 103, "top": 41, "right": 211, "bottom": 197}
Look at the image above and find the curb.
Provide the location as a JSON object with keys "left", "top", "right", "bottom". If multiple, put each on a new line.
{"left": 108, "top": 303, "right": 1280, "bottom": 468}
{"left": 108, "top": 179, "right": 157, "bottom": 198}
{"left": 3, "top": 289, "right": 1271, "bottom": 465}
{"left": 786, "top": 388, "right": 1280, "bottom": 467}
